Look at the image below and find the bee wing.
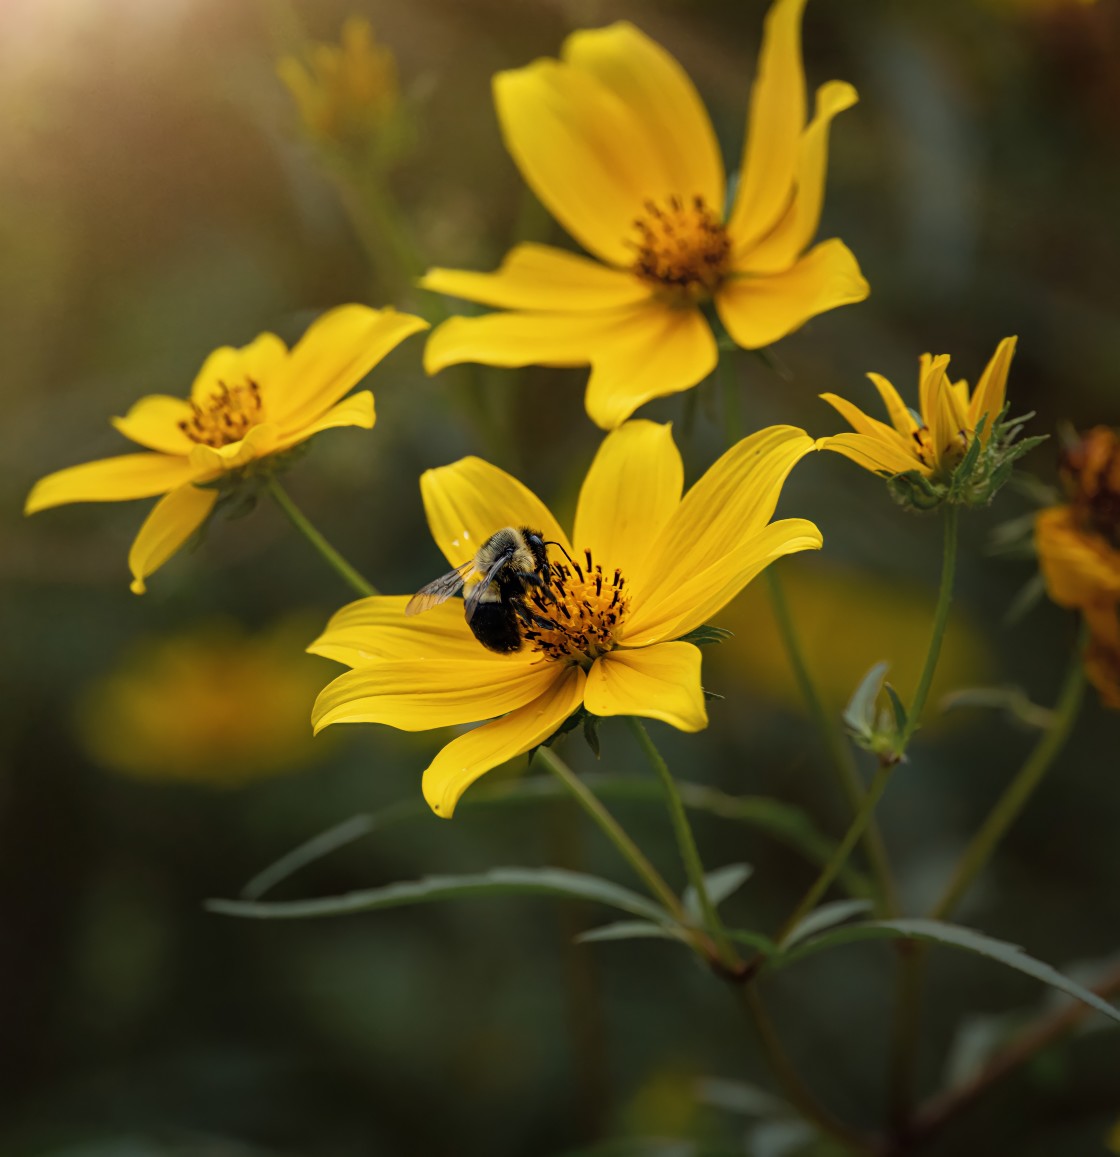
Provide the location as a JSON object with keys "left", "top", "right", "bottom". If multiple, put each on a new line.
{"left": 405, "top": 560, "right": 475, "bottom": 616}
{"left": 463, "top": 547, "right": 518, "bottom": 624}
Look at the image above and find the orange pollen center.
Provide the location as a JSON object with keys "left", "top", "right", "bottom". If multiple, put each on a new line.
{"left": 522, "top": 549, "right": 630, "bottom": 665}
{"left": 627, "top": 194, "right": 731, "bottom": 302}
{"left": 179, "top": 380, "right": 264, "bottom": 448}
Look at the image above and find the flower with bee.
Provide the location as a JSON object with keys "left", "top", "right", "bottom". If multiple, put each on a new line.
{"left": 419, "top": 0, "right": 868, "bottom": 430}
{"left": 310, "top": 421, "right": 821, "bottom": 816}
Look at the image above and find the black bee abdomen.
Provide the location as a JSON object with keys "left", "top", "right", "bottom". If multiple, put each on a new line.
{"left": 468, "top": 603, "right": 525, "bottom": 653}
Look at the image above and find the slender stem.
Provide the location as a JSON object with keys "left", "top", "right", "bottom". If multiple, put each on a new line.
{"left": 896, "top": 506, "right": 959, "bottom": 753}
{"left": 266, "top": 476, "right": 377, "bottom": 598}
{"left": 775, "top": 759, "right": 897, "bottom": 947}
{"left": 626, "top": 717, "right": 740, "bottom": 970}
{"left": 739, "top": 985, "right": 877, "bottom": 1154}
{"left": 765, "top": 566, "right": 900, "bottom": 917}
{"left": 930, "top": 624, "right": 1087, "bottom": 922}
{"left": 532, "top": 745, "right": 688, "bottom": 926}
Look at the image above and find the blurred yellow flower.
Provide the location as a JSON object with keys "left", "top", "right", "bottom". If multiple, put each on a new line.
{"left": 819, "top": 337, "right": 1017, "bottom": 481}
{"left": 277, "top": 17, "right": 403, "bottom": 157}
{"left": 25, "top": 306, "right": 428, "bottom": 594}
{"left": 421, "top": 0, "right": 868, "bottom": 429}
{"left": 1084, "top": 602, "right": 1120, "bottom": 710}
{"left": 310, "top": 421, "right": 821, "bottom": 816}
{"left": 76, "top": 620, "right": 329, "bottom": 785}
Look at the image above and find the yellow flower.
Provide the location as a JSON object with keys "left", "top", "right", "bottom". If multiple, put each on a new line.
{"left": 819, "top": 337, "right": 1017, "bottom": 480}
{"left": 277, "top": 17, "right": 402, "bottom": 154}
{"left": 310, "top": 421, "right": 821, "bottom": 816}
{"left": 420, "top": 0, "right": 869, "bottom": 430}
{"left": 25, "top": 305, "right": 428, "bottom": 594}
{"left": 76, "top": 619, "right": 331, "bottom": 785}
{"left": 1084, "top": 602, "right": 1120, "bottom": 711}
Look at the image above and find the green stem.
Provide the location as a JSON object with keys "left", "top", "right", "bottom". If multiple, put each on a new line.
{"left": 765, "top": 567, "right": 900, "bottom": 917}
{"left": 739, "top": 985, "right": 876, "bottom": 1154}
{"left": 930, "top": 623, "right": 1087, "bottom": 921}
{"left": 775, "top": 759, "right": 897, "bottom": 948}
{"left": 896, "top": 505, "right": 959, "bottom": 753}
{"left": 626, "top": 717, "right": 739, "bottom": 970}
{"left": 533, "top": 745, "right": 688, "bottom": 927}
{"left": 266, "top": 476, "right": 377, "bottom": 598}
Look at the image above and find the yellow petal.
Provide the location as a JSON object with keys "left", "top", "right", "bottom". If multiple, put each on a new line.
{"left": 420, "top": 456, "right": 571, "bottom": 571}
{"left": 111, "top": 395, "right": 195, "bottom": 455}
{"left": 420, "top": 243, "right": 649, "bottom": 312}
{"left": 1035, "top": 506, "right": 1120, "bottom": 609}
{"left": 271, "top": 390, "right": 374, "bottom": 454}
{"left": 190, "top": 333, "right": 288, "bottom": 407}
{"left": 561, "top": 22, "right": 725, "bottom": 215}
{"left": 493, "top": 60, "right": 658, "bottom": 266}
{"left": 923, "top": 357, "right": 964, "bottom": 468}
{"left": 424, "top": 304, "right": 718, "bottom": 430}
{"left": 312, "top": 652, "right": 554, "bottom": 733}
{"left": 309, "top": 596, "right": 489, "bottom": 667}
{"left": 819, "top": 391, "right": 916, "bottom": 458}
{"left": 572, "top": 420, "right": 683, "bottom": 583}
{"left": 25, "top": 453, "right": 202, "bottom": 514}
{"left": 584, "top": 642, "right": 707, "bottom": 731}
{"left": 422, "top": 665, "right": 586, "bottom": 818}
{"left": 728, "top": 0, "right": 809, "bottom": 250}
{"left": 917, "top": 353, "right": 952, "bottom": 432}
{"left": 269, "top": 306, "right": 428, "bottom": 431}
{"left": 715, "top": 238, "right": 868, "bottom": 350}
{"left": 737, "top": 80, "right": 858, "bottom": 273}
{"left": 127, "top": 483, "right": 219, "bottom": 595}
{"left": 866, "top": 373, "right": 918, "bottom": 437}
{"left": 186, "top": 423, "right": 280, "bottom": 474}
{"left": 968, "top": 336, "right": 1017, "bottom": 441}
{"left": 816, "top": 432, "right": 929, "bottom": 477}
{"left": 625, "top": 517, "right": 822, "bottom": 646}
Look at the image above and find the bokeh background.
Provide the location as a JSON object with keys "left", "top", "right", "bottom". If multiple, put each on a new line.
{"left": 4, "top": 0, "right": 1120, "bottom": 1154}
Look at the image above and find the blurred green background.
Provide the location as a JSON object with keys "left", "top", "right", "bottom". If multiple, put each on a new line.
{"left": 4, "top": 0, "right": 1120, "bottom": 1154}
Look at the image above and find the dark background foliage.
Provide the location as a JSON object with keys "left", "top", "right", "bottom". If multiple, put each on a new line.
{"left": 3, "top": 0, "right": 1119, "bottom": 1154}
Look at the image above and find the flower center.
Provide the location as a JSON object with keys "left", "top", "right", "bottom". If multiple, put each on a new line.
{"left": 1061, "top": 427, "right": 1120, "bottom": 547}
{"left": 627, "top": 194, "right": 731, "bottom": 304}
{"left": 912, "top": 425, "right": 966, "bottom": 475}
{"left": 179, "top": 380, "right": 264, "bottom": 448}
{"left": 522, "top": 549, "right": 630, "bottom": 665}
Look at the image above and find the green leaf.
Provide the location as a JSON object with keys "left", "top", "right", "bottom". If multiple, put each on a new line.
{"left": 771, "top": 918, "right": 1120, "bottom": 1024}
{"left": 939, "top": 684, "right": 1055, "bottom": 730}
{"left": 575, "top": 920, "right": 688, "bottom": 945}
{"left": 727, "top": 928, "right": 779, "bottom": 954}
{"left": 781, "top": 899, "right": 873, "bottom": 949}
{"left": 695, "top": 1076, "right": 788, "bottom": 1117}
{"left": 211, "top": 867, "right": 675, "bottom": 925}
{"left": 683, "top": 863, "right": 753, "bottom": 921}
{"left": 885, "top": 683, "right": 908, "bottom": 734}
{"left": 678, "top": 624, "right": 735, "bottom": 646}
{"left": 843, "top": 661, "right": 889, "bottom": 738}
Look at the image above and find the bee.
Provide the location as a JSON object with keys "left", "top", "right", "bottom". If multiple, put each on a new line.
{"left": 406, "top": 526, "right": 556, "bottom": 654}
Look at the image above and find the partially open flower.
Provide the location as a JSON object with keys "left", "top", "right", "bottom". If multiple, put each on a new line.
{"left": 25, "top": 306, "right": 428, "bottom": 593}
{"left": 310, "top": 421, "right": 821, "bottom": 816}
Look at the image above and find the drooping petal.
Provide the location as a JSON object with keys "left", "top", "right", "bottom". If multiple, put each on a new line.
{"left": 308, "top": 596, "right": 488, "bottom": 667}
{"left": 727, "top": 0, "right": 808, "bottom": 250}
{"left": 715, "top": 238, "right": 868, "bottom": 350}
{"left": 561, "top": 22, "right": 725, "bottom": 215}
{"left": 111, "top": 395, "right": 196, "bottom": 455}
{"left": 625, "top": 517, "right": 822, "bottom": 645}
{"left": 190, "top": 333, "right": 288, "bottom": 407}
{"left": 25, "top": 453, "right": 203, "bottom": 514}
{"left": 493, "top": 60, "right": 659, "bottom": 266}
{"left": 1035, "top": 506, "right": 1120, "bottom": 609}
{"left": 968, "top": 336, "right": 1017, "bottom": 441}
{"left": 815, "top": 432, "right": 928, "bottom": 477}
{"left": 736, "top": 80, "right": 858, "bottom": 273}
{"left": 819, "top": 392, "right": 917, "bottom": 462}
{"left": 271, "top": 390, "right": 374, "bottom": 454}
{"left": 186, "top": 423, "right": 280, "bottom": 475}
{"left": 127, "top": 483, "right": 220, "bottom": 595}
{"left": 584, "top": 642, "right": 707, "bottom": 731}
{"left": 311, "top": 652, "right": 556, "bottom": 734}
{"left": 421, "top": 243, "right": 650, "bottom": 312}
{"left": 422, "top": 665, "right": 586, "bottom": 818}
{"left": 420, "top": 456, "right": 571, "bottom": 571}
{"left": 571, "top": 420, "right": 683, "bottom": 586}
{"left": 268, "top": 306, "right": 428, "bottom": 431}
{"left": 866, "top": 373, "right": 919, "bottom": 437}
{"left": 631, "top": 425, "right": 816, "bottom": 612}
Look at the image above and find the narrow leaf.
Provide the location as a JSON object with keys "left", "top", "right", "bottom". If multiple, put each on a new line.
{"left": 576, "top": 920, "right": 687, "bottom": 945}
{"left": 772, "top": 918, "right": 1120, "bottom": 1024}
{"left": 683, "top": 863, "right": 753, "bottom": 920}
{"left": 210, "top": 867, "right": 674, "bottom": 925}
{"left": 781, "top": 899, "right": 873, "bottom": 949}
{"left": 695, "top": 1077, "right": 788, "bottom": 1118}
